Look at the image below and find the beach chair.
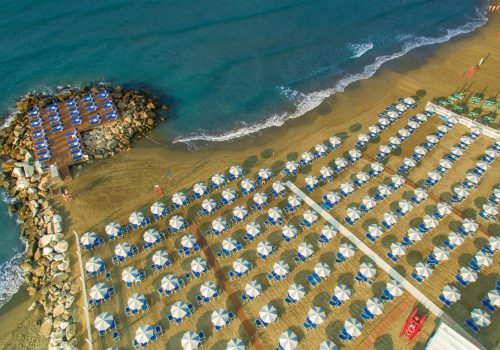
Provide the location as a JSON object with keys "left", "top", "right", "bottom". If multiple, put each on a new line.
{"left": 455, "top": 275, "right": 468, "bottom": 287}
{"left": 465, "top": 319, "right": 480, "bottom": 334}
{"left": 411, "top": 272, "right": 423, "bottom": 284}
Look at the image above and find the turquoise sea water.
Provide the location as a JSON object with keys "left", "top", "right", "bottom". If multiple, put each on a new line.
{"left": 0, "top": 0, "right": 489, "bottom": 306}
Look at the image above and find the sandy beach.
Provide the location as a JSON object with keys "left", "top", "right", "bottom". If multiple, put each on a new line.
{"left": 1, "top": 11, "right": 499, "bottom": 350}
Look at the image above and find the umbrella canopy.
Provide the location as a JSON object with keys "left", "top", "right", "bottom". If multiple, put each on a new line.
{"left": 391, "top": 175, "right": 405, "bottom": 187}
{"left": 222, "top": 189, "right": 237, "bottom": 202}
{"left": 386, "top": 279, "right": 404, "bottom": 297}
{"left": 212, "top": 217, "right": 228, "bottom": 232}
{"left": 202, "top": 198, "right": 217, "bottom": 213}
{"left": 334, "top": 284, "right": 352, "bottom": 302}
{"left": 423, "top": 215, "right": 439, "bottom": 229}
{"left": 181, "top": 331, "right": 201, "bottom": 350}
{"left": 240, "top": 179, "right": 255, "bottom": 192}
{"left": 135, "top": 324, "right": 154, "bottom": 345}
{"left": 298, "top": 242, "right": 315, "bottom": 258}
{"left": 315, "top": 144, "right": 328, "bottom": 154}
{"left": 454, "top": 186, "right": 469, "bottom": 198}
{"left": 320, "top": 166, "right": 334, "bottom": 178}
{"left": 368, "top": 125, "right": 381, "bottom": 134}
{"left": 288, "top": 283, "right": 305, "bottom": 301}
{"left": 396, "top": 103, "right": 407, "bottom": 111}
{"left": 314, "top": 262, "right": 331, "bottom": 278}
{"left": 466, "top": 173, "right": 480, "bottom": 185}
{"left": 282, "top": 224, "right": 298, "bottom": 239}
{"left": 90, "top": 283, "right": 109, "bottom": 300}
{"left": 288, "top": 195, "right": 302, "bottom": 207}
{"left": 329, "top": 136, "right": 342, "bottom": 147}
{"left": 339, "top": 243, "right": 356, "bottom": 258}
{"left": 86, "top": 256, "right": 104, "bottom": 273}
{"left": 476, "top": 161, "right": 490, "bottom": 171}
{"left": 408, "top": 121, "right": 419, "bottom": 129}
{"left": 285, "top": 161, "right": 299, "bottom": 172}
{"left": 366, "top": 297, "right": 384, "bottom": 315}
{"left": 341, "top": 182, "right": 355, "bottom": 194}
{"left": 245, "top": 280, "right": 262, "bottom": 298}
{"left": 253, "top": 192, "right": 268, "bottom": 205}
{"left": 356, "top": 172, "right": 370, "bottom": 183}
{"left": 279, "top": 330, "right": 298, "bottom": 350}
{"left": 448, "top": 231, "right": 464, "bottom": 246}
{"left": 227, "top": 338, "right": 245, "bottom": 350}
{"left": 403, "top": 158, "right": 416, "bottom": 167}
{"left": 439, "top": 159, "right": 452, "bottom": 169}
{"left": 407, "top": 228, "right": 423, "bottom": 242}
{"left": 379, "top": 117, "right": 390, "bottom": 126}
{"left": 378, "top": 185, "right": 391, "bottom": 197}
{"left": 161, "top": 274, "right": 179, "bottom": 291}
{"left": 359, "top": 262, "right": 376, "bottom": 278}
{"left": 368, "top": 224, "right": 383, "bottom": 238}
{"left": 383, "top": 212, "right": 398, "bottom": 225}
{"left": 358, "top": 133, "right": 369, "bottom": 142}
{"left": 379, "top": 145, "right": 391, "bottom": 154}
{"left": 427, "top": 171, "right": 441, "bottom": 181}
{"left": 272, "top": 181, "right": 286, "bottom": 193}
{"left": 414, "top": 146, "right": 427, "bottom": 156}
{"left": 172, "top": 192, "right": 187, "bottom": 206}
{"left": 105, "top": 222, "right": 121, "bottom": 237}
{"left": 151, "top": 202, "right": 167, "bottom": 216}
{"left": 114, "top": 242, "right": 131, "bottom": 257}
{"left": 246, "top": 222, "right": 261, "bottom": 237}
{"left": 459, "top": 266, "right": 477, "bottom": 282}
{"left": 471, "top": 309, "right": 491, "bottom": 327}
{"left": 211, "top": 308, "right": 230, "bottom": 327}
{"left": 399, "top": 200, "right": 413, "bottom": 213}
{"left": 391, "top": 242, "right": 407, "bottom": 257}
{"left": 324, "top": 191, "right": 341, "bottom": 204}
{"left": 259, "top": 304, "right": 278, "bottom": 324}
{"left": 233, "top": 258, "right": 251, "bottom": 274}
{"left": 415, "top": 262, "right": 433, "bottom": 278}
{"left": 302, "top": 152, "right": 314, "bottom": 163}
{"left": 143, "top": 229, "right": 160, "bottom": 243}
{"left": 233, "top": 205, "right": 248, "bottom": 219}
{"left": 488, "top": 236, "right": 500, "bottom": 251}
{"left": 450, "top": 147, "right": 463, "bottom": 156}
{"left": 258, "top": 168, "right": 272, "bottom": 180}
{"left": 414, "top": 188, "right": 427, "bottom": 200}
{"left": 487, "top": 290, "right": 500, "bottom": 307}
{"left": 344, "top": 318, "right": 363, "bottom": 337}
{"left": 437, "top": 125, "right": 449, "bottom": 133}
{"left": 268, "top": 207, "right": 283, "bottom": 220}
{"left": 129, "top": 211, "right": 145, "bottom": 225}
{"left": 193, "top": 182, "right": 208, "bottom": 196}
{"left": 442, "top": 285, "right": 461, "bottom": 303}
{"left": 128, "top": 293, "right": 146, "bottom": 310}
{"left": 169, "top": 215, "right": 186, "bottom": 230}
{"left": 222, "top": 238, "right": 239, "bottom": 252}
{"left": 389, "top": 136, "right": 402, "bottom": 146}
{"left": 191, "top": 257, "right": 208, "bottom": 274}
{"left": 181, "top": 234, "right": 197, "bottom": 249}
{"left": 303, "top": 210, "right": 319, "bottom": 223}
{"left": 171, "top": 301, "right": 190, "bottom": 319}
{"left": 432, "top": 246, "right": 450, "bottom": 261}
{"left": 462, "top": 218, "right": 479, "bottom": 233}
{"left": 427, "top": 135, "right": 439, "bottom": 144}
{"left": 257, "top": 241, "right": 274, "bottom": 256}
{"left": 321, "top": 225, "right": 338, "bottom": 240}
{"left": 437, "top": 202, "right": 452, "bottom": 216}
{"left": 349, "top": 149, "right": 361, "bottom": 159}
{"left": 482, "top": 203, "right": 498, "bottom": 216}
{"left": 399, "top": 129, "right": 411, "bottom": 138}
{"left": 81, "top": 231, "right": 98, "bottom": 246}
{"left": 346, "top": 207, "right": 361, "bottom": 221}
{"left": 335, "top": 158, "right": 348, "bottom": 168}
{"left": 307, "top": 306, "right": 326, "bottom": 325}
{"left": 305, "top": 175, "right": 319, "bottom": 187}
{"left": 475, "top": 251, "right": 493, "bottom": 267}
{"left": 196, "top": 281, "right": 216, "bottom": 298}
{"left": 122, "top": 266, "right": 140, "bottom": 283}
{"left": 212, "top": 173, "right": 227, "bottom": 186}
{"left": 273, "top": 260, "right": 289, "bottom": 277}
{"left": 94, "top": 312, "right": 114, "bottom": 331}
{"left": 229, "top": 165, "right": 243, "bottom": 178}
{"left": 404, "top": 97, "right": 416, "bottom": 104}
{"left": 319, "top": 341, "right": 338, "bottom": 350}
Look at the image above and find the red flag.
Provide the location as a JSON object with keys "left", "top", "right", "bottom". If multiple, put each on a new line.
{"left": 462, "top": 65, "right": 476, "bottom": 80}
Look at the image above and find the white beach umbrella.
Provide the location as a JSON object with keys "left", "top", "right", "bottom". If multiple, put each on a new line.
{"left": 143, "top": 228, "right": 160, "bottom": 243}
{"left": 476, "top": 161, "right": 490, "bottom": 171}
{"left": 307, "top": 306, "right": 326, "bottom": 325}
{"left": 454, "top": 186, "right": 469, "bottom": 198}
{"left": 427, "top": 171, "right": 441, "bottom": 182}
{"left": 485, "top": 149, "right": 498, "bottom": 158}
{"left": 114, "top": 242, "right": 131, "bottom": 258}
{"left": 128, "top": 293, "right": 146, "bottom": 311}
{"left": 333, "top": 284, "right": 352, "bottom": 302}
{"left": 105, "top": 222, "right": 121, "bottom": 237}
{"left": 202, "top": 198, "right": 217, "bottom": 213}
{"left": 378, "top": 184, "right": 391, "bottom": 197}
{"left": 86, "top": 256, "right": 104, "bottom": 273}
{"left": 151, "top": 202, "right": 167, "bottom": 216}
{"left": 386, "top": 279, "right": 404, "bottom": 297}
{"left": 240, "top": 179, "right": 255, "bottom": 192}
{"left": 129, "top": 211, "right": 145, "bottom": 225}
{"left": 399, "top": 128, "right": 411, "bottom": 138}
{"left": 253, "top": 192, "right": 268, "bottom": 205}
{"left": 439, "top": 159, "right": 452, "bottom": 169}
{"left": 396, "top": 103, "right": 406, "bottom": 112}
{"left": 305, "top": 175, "right": 319, "bottom": 187}
{"left": 257, "top": 241, "right": 274, "bottom": 257}
{"left": 379, "top": 145, "right": 391, "bottom": 154}
{"left": 403, "top": 158, "right": 416, "bottom": 168}
{"left": 169, "top": 215, "right": 186, "bottom": 230}
{"left": 366, "top": 297, "right": 384, "bottom": 315}
{"left": 487, "top": 290, "right": 500, "bottom": 307}
{"left": 135, "top": 324, "right": 154, "bottom": 345}
{"left": 450, "top": 146, "right": 463, "bottom": 156}
{"left": 414, "top": 146, "right": 427, "bottom": 156}
{"left": 171, "top": 301, "right": 190, "bottom": 319}
{"left": 212, "top": 173, "right": 227, "bottom": 186}
{"left": 379, "top": 117, "right": 390, "bottom": 126}
{"left": 466, "top": 173, "right": 480, "bottom": 186}
{"left": 383, "top": 212, "right": 398, "bottom": 226}
{"left": 391, "top": 242, "right": 407, "bottom": 257}
{"left": 259, "top": 304, "right": 278, "bottom": 324}
{"left": 335, "top": 158, "right": 348, "bottom": 168}
{"left": 302, "top": 152, "right": 314, "bottom": 163}
{"left": 482, "top": 203, "right": 498, "bottom": 216}
{"left": 414, "top": 188, "right": 427, "bottom": 200}
{"left": 122, "top": 266, "right": 140, "bottom": 283}
{"left": 488, "top": 236, "right": 500, "bottom": 251}
{"left": 233, "top": 205, "right": 248, "bottom": 219}
{"left": 362, "top": 196, "right": 377, "bottom": 210}
{"left": 233, "top": 258, "right": 251, "bottom": 274}
{"left": 222, "top": 188, "right": 237, "bottom": 202}
{"left": 303, "top": 209, "right": 318, "bottom": 223}
{"left": 442, "top": 285, "right": 461, "bottom": 303}
{"left": 319, "top": 340, "right": 338, "bottom": 350}
{"left": 329, "top": 136, "right": 342, "bottom": 147}
{"left": 349, "top": 149, "right": 361, "bottom": 160}
{"left": 459, "top": 266, "right": 478, "bottom": 283}
{"left": 448, "top": 231, "right": 464, "bottom": 246}
{"left": 200, "top": 281, "right": 217, "bottom": 299}
{"left": 447, "top": 116, "right": 459, "bottom": 124}
{"left": 368, "top": 125, "right": 381, "bottom": 134}
{"left": 427, "top": 135, "right": 439, "bottom": 144}
{"left": 81, "top": 231, "right": 98, "bottom": 246}
{"left": 346, "top": 207, "right": 361, "bottom": 221}
{"left": 437, "top": 202, "right": 452, "bottom": 216}
{"left": 432, "top": 246, "right": 450, "bottom": 262}
{"left": 268, "top": 207, "right": 283, "bottom": 220}
{"left": 222, "top": 237, "right": 239, "bottom": 252}
{"left": 358, "top": 133, "right": 369, "bottom": 142}
{"left": 246, "top": 221, "right": 261, "bottom": 237}
{"left": 321, "top": 225, "right": 337, "bottom": 240}
{"left": 258, "top": 168, "right": 272, "bottom": 180}
{"left": 182, "top": 331, "right": 201, "bottom": 350}
{"left": 152, "top": 250, "right": 170, "bottom": 266}
{"left": 288, "top": 195, "right": 301, "bottom": 207}
{"left": 471, "top": 127, "right": 482, "bottom": 136}
{"left": 462, "top": 218, "right": 479, "bottom": 233}
{"left": 423, "top": 215, "right": 439, "bottom": 229}
{"left": 324, "top": 191, "right": 341, "bottom": 204}
{"left": 298, "top": 242, "right": 314, "bottom": 258}
{"left": 272, "top": 181, "right": 286, "bottom": 193}
{"left": 191, "top": 257, "right": 208, "bottom": 274}
{"left": 90, "top": 283, "right": 109, "bottom": 300}
{"left": 181, "top": 234, "right": 196, "bottom": 249}
{"left": 415, "top": 262, "right": 433, "bottom": 278}
{"left": 285, "top": 161, "right": 299, "bottom": 172}
{"left": 399, "top": 200, "right": 413, "bottom": 213}
{"left": 471, "top": 309, "right": 491, "bottom": 327}
{"left": 161, "top": 274, "right": 179, "bottom": 291}
{"left": 407, "top": 228, "right": 423, "bottom": 242}
{"left": 245, "top": 280, "right": 262, "bottom": 298}
{"left": 273, "top": 260, "right": 289, "bottom": 277}
{"left": 404, "top": 97, "right": 416, "bottom": 104}
{"left": 229, "top": 165, "right": 243, "bottom": 178}
{"left": 227, "top": 338, "right": 245, "bottom": 350}
{"left": 356, "top": 172, "right": 370, "bottom": 183}
{"left": 408, "top": 121, "right": 419, "bottom": 129}
{"left": 282, "top": 224, "right": 298, "bottom": 239}
{"left": 437, "top": 125, "right": 449, "bottom": 133}
{"left": 193, "top": 182, "right": 208, "bottom": 196}
{"left": 94, "top": 312, "right": 114, "bottom": 331}
{"left": 212, "top": 217, "right": 228, "bottom": 232}
{"left": 314, "top": 262, "right": 331, "bottom": 278}
{"left": 475, "top": 251, "right": 493, "bottom": 267}
{"left": 359, "top": 262, "right": 376, "bottom": 279}
{"left": 387, "top": 111, "right": 399, "bottom": 120}
{"left": 172, "top": 192, "right": 187, "bottom": 206}
{"left": 288, "top": 283, "right": 305, "bottom": 301}
{"left": 279, "top": 330, "right": 298, "bottom": 350}
{"left": 315, "top": 144, "right": 328, "bottom": 155}
{"left": 416, "top": 114, "right": 427, "bottom": 123}
{"left": 368, "top": 224, "right": 383, "bottom": 238}
{"left": 211, "top": 308, "right": 230, "bottom": 328}
{"left": 339, "top": 243, "right": 356, "bottom": 258}
{"left": 391, "top": 175, "right": 405, "bottom": 187}
{"left": 345, "top": 318, "right": 363, "bottom": 337}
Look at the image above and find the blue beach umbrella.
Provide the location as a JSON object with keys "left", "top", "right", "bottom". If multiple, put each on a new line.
{"left": 94, "top": 312, "right": 114, "bottom": 332}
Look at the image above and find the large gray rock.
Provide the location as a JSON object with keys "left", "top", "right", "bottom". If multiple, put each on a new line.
{"left": 52, "top": 303, "right": 65, "bottom": 317}
{"left": 23, "top": 164, "right": 35, "bottom": 178}
{"left": 53, "top": 241, "right": 68, "bottom": 253}
{"left": 40, "top": 318, "right": 53, "bottom": 338}
{"left": 40, "top": 234, "right": 55, "bottom": 248}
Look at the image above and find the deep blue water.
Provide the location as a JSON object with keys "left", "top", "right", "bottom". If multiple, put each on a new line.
{"left": 0, "top": 0, "right": 489, "bottom": 305}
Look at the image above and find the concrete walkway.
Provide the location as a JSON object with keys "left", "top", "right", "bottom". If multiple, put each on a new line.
{"left": 284, "top": 181, "right": 485, "bottom": 349}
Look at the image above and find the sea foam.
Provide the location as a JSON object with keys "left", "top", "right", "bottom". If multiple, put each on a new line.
{"left": 349, "top": 42, "right": 374, "bottom": 58}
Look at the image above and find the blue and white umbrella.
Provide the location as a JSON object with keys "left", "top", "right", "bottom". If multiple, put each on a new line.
{"left": 358, "top": 133, "right": 369, "bottom": 142}
{"left": 161, "top": 274, "right": 179, "bottom": 291}
{"left": 182, "top": 331, "right": 201, "bottom": 350}
{"left": 349, "top": 149, "right": 361, "bottom": 160}
{"left": 272, "top": 181, "right": 286, "bottom": 194}
{"left": 288, "top": 283, "right": 305, "bottom": 301}
{"left": 273, "top": 260, "right": 289, "bottom": 277}
{"left": 144, "top": 229, "right": 160, "bottom": 244}
{"left": 303, "top": 210, "right": 318, "bottom": 223}
{"left": 282, "top": 224, "right": 298, "bottom": 239}
{"left": 487, "top": 289, "right": 500, "bottom": 307}
{"left": 212, "top": 217, "right": 228, "bottom": 232}
{"left": 357, "top": 172, "right": 370, "bottom": 183}
{"left": 246, "top": 222, "right": 261, "bottom": 237}
{"left": 329, "top": 136, "right": 342, "bottom": 147}
{"left": 253, "top": 192, "right": 268, "bottom": 205}
{"left": 366, "top": 297, "right": 384, "bottom": 315}
{"left": 211, "top": 308, "right": 230, "bottom": 328}
{"left": 471, "top": 308, "right": 491, "bottom": 327}
{"left": 432, "top": 246, "right": 450, "bottom": 262}
{"left": 268, "top": 207, "right": 283, "bottom": 220}
{"left": 320, "top": 166, "right": 334, "bottom": 179}
{"left": 341, "top": 183, "right": 355, "bottom": 195}
{"left": 135, "top": 324, "right": 154, "bottom": 345}
{"left": 200, "top": 281, "right": 217, "bottom": 299}
{"left": 90, "top": 283, "right": 109, "bottom": 301}
{"left": 391, "top": 242, "right": 407, "bottom": 257}
{"left": 229, "top": 165, "right": 243, "bottom": 179}
{"left": 319, "top": 340, "right": 338, "bottom": 350}
{"left": 346, "top": 207, "right": 361, "bottom": 221}
{"left": 245, "top": 280, "right": 262, "bottom": 298}
{"left": 233, "top": 205, "right": 248, "bottom": 219}
{"left": 475, "top": 251, "right": 493, "bottom": 267}
{"left": 279, "top": 330, "right": 298, "bottom": 350}
{"left": 233, "top": 258, "right": 251, "bottom": 274}
{"left": 305, "top": 175, "right": 319, "bottom": 187}
{"left": 321, "top": 225, "right": 337, "bottom": 240}
{"left": 288, "top": 195, "right": 301, "bottom": 207}
{"left": 129, "top": 211, "right": 145, "bottom": 225}
{"left": 437, "top": 202, "right": 452, "bottom": 216}
{"left": 448, "top": 231, "right": 464, "bottom": 246}
{"left": 86, "top": 256, "right": 105, "bottom": 273}
{"left": 314, "top": 262, "right": 331, "bottom": 278}
{"left": 423, "top": 215, "right": 439, "bottom": 229}
{"left": 258, "top": 168, "right": 272, "bottom": 180}
{"left": 368, "top": 125, "right": 381, "bottom": 135}
{"left": 285, "top": 161, "right": 299, "bottom": 173}
{"left": 359, "top": 262, "right": 376, "bottom": 279}
{"left": 212, "top": 173, "right": 227, "bottom": 186}
{"left": 171, "top": 301, "right": 190, "bottom": 319}
{"left": 114, "top": 242, "right": 131, "bottom": 257}
{"left": 257, "top": 241, "right": 274, "bottom": 257}
{"left": 181, "top": 234, "right": 197, "bottom": 249}
{"left": 339, "top": 243, "right": 356, "bottom": 258}
{"left": 94, "top": 312, "right": 114, "bottom": 331}
{"left": 193, "top": 182, "right": 208, "bottom": 196}
{"left": 122, "top": 266, "right": 140, "bottom": 283}
{"left": 128, "top": 293, "right": 146, "bottom": 311}
{"left": 315, "top": 144, "right": 328, "bottom": 155}
{"left": 459, "top": 266, "right": 477, "bottom": 283}
{"left": 344, "top": 318, "right": 363, "bottom": 337}
{"left": 152, "top": 250, "right": 170, "bottom": 266}
{"left": 442, "top": 285, "right": 460, "bottom": 303}
{"left": 222, "top": 188, "right": 237, "bottom": 202}
{"left": 105, "top": 222, "right": 121, "bottom": 237}
{"left": 202, "top": 198, "right": 217, "bottom": 213}
{"left": 386, "top": 279, "right": 404, "bottom": 297}
{"left": 227, "top": 338, "right": 245, "bottom": 350}
{"left": 298, "top": 242, "right": 314, "bottom": 258}
{"left": 462, "top": 218, "right": 479, "bottom": 233}
{"left": 222, "top": 238, "right": 239, "bottom": 252}
{"left": 302, "top": 152, "right": 314, "bottom": 163}
{"left": 488, "top": 236, "right": 500, "bottom": 251}
{"left": 415, "top": 262, "right": 433, "bottom": 278}
{"left": 81, "top": 232, "right": 98, "bottom": 246}
{"left": 307, "top": 306, "right": 326, "bottom": 325}
{"left": 324, "top": 191, "right": 340, "bottom": 204}
{"left": 259, "top": 304, "right": 278, "bottom": 324}
{"left": 169, "top": 215, "right": 186, "bottom": 230}
{"left": 172, "top": 192, "right": 187, "bottom": 206}
{"left": 368, "top": 224, "right": 383, "bottom": 239}
{"left": 191, "top": 257, "right": 208, "bottom": 274}
{"left": 333, "top": 284, "right": 351, "bottom": 302}
{"left": 151, "top": 202, "right": 167, "bottom": 216}
{"left": 240, "top": 179, "right": 255, "bottom": 192}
